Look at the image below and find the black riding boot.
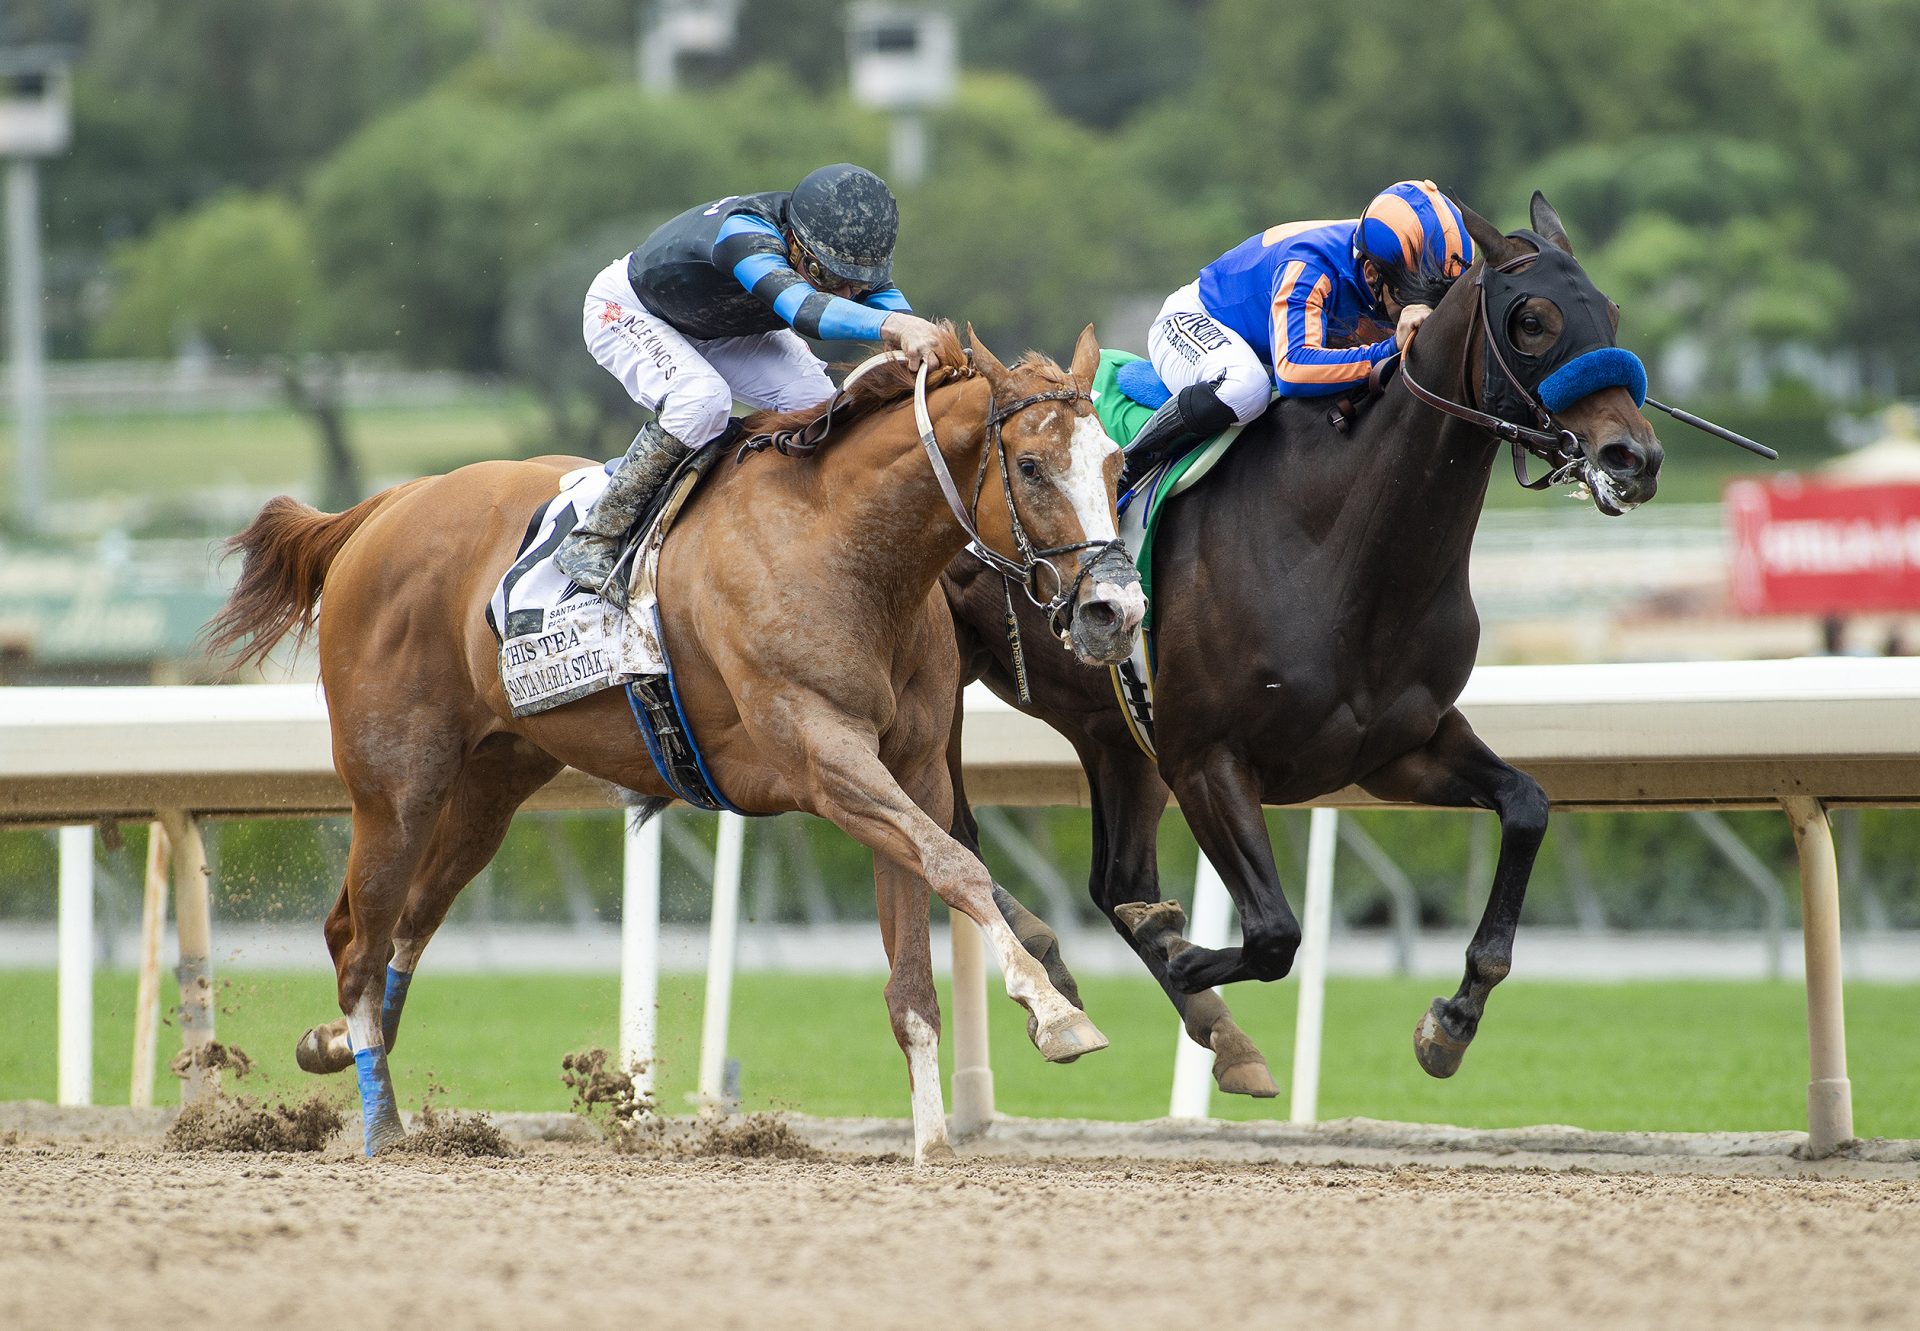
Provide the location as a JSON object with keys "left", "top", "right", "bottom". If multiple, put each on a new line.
{"left": 1117, "top": 382, "right": 1240, "bottom": 493}
{"left": 555, "top": 420, "right": 692, "bottom": 607}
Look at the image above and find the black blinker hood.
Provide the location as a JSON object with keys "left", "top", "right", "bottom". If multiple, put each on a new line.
{"left": 1480, "top": 230, "right": 1620, "bottom": 424}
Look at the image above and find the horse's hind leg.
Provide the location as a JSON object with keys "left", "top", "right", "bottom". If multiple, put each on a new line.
{"left": 297, "top": 736, "right": 562, "bottom": 1074}
{"left": 308, "top": 713, "right": 475, "bottom": 1155}
{"left": 1361, "top": 709, "right": 1547, "bottom": 1079}
{"left": 297, "top": 736, "right": 561, "bottom": 1073}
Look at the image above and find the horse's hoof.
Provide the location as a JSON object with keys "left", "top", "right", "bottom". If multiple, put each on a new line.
{"left": 1115, "top": 899, "right": 1186, "bottom": 938}
{"left": 1210, "top": 1020, "right": 1279, "bottom": 1098}
{"left": 364, "top": 1115, "right": 408, "bottom": 1157}
{"left": 295, "top": 1024, "right": 352, "bottom": 1075}
{"left": 1216, "top": 1059, "right": 1280, "bottom": 1098}
{"left": 1414, "top": 998, "right": 1470, "bottom": 1080}
{"left": 1116, "top": 900, "right": 1189, "bottom": 962}
{"left": 1034, "top": 1011, "right": 1109, "bottom": 1063}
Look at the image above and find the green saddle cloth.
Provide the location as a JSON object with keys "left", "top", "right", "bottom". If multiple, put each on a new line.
{"left": 1091, "top": 348, "right": 1247, "bottom": 624}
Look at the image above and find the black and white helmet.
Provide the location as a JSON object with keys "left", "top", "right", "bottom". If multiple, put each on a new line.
{"left": 787, "top": 163, "right": 899, "bottom": 290}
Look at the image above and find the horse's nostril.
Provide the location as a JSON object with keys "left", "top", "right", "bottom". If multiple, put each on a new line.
{"left": 1599, "top": 441, "right": 1644, "bottom": 477}
{"left": 1081, "top": 601, "right": 1118, "bottom": 630}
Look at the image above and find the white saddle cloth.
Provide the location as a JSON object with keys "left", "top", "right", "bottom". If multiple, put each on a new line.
{"left": 488, "top": 464, "right": 669, "bottom": 717}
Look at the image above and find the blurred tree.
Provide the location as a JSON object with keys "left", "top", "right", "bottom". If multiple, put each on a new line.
{"left": 499, "top": 224, "right": 650, "bottom": 457}
{"left": 95, "top": 192, "right": 365, "bottom": 507}
{"left": 900, "top": 74, "right": 1209, "bottom": 355}
{"left": 304, "top": 93, "right": 535, "bottom": 371}
{"left": 1521, "top": 136, "right": 1848, "bottom": 393}
{"left": 958, "top": 0, "right": 1206, "bottom": 129}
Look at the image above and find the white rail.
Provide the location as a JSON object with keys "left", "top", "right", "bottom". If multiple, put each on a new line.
{"left": 9, "top": 657, "right": 1920, "bottom": 1155}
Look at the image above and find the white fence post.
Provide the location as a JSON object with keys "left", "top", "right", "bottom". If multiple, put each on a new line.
{"left": 57, "top": 825, "right": 94, "bottom": 1107}
{"left": 1289, "top": 808, "right": 1339, "bottom": 1124}
{"left": 1168, "top": 852, "right": 1234, "bottom": 1119}
{"left": 619, "top": 811, "right": 664, "bottom": 1101}
{"left": 130, "top": 820, "right": 170, "bottom": 1108}
{"left": 159, "top": 810, "right": 218, "bottom": 1102}
{"left": 695, "top": 812, "right": 747, "bottom": 1114}
{"left": 949, "top": 915, "right": 995, "bottom": 1136}
{"left": 1783, "top": 797, "right": 1855, "bottom": 1156}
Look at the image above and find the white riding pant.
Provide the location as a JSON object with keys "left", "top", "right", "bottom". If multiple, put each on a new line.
{"left": 1145, "top": 281, "right": 1273, "bottom": 426}
{"left": 583, "top": 259, "right": 835, "bottom": 445}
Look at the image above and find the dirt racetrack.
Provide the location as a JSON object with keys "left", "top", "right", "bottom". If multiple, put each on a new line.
{"left": 5, "top": 1106, "right": 1918, "bottom": 1331}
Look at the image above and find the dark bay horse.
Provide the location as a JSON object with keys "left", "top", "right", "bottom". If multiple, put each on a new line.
{"left": 208, "top": 323, "right": 1144, "bottom": 1164}
{"left": 944, "top": 196, "right": 1664, "bottom": 1093}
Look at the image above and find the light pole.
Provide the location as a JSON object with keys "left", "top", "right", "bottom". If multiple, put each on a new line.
{"left": 637, "top": 0, "right": 739, "bottom": 95}
{"left": 847, "top": 4, "right": 956, "bottom": 189}
{"left": 1, "top": 47, "right": 70, "bottom": 531}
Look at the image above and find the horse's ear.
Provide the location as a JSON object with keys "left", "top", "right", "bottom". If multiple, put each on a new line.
{"left": 1068, "top": 323, "right": 1100, "bottom": 393}
{"left": 966, "top": 323, "right": 1009, "bottom": 386}
{"left": 1453, "top": 194, "right": 1516, "bottom": 267}
{"left": 1530, "top": 191, "right": 1574, "bottom": 255}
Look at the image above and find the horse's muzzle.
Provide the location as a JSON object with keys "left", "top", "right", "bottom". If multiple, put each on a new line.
{"left": 1069, "top": 548, "right": 1146, "bottom": 665}
{"left": 1586, "top": 430, "right": 1663, "bottom": 515}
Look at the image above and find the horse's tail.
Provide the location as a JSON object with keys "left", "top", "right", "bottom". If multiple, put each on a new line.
{"left": 203, "top": 489, "right": 398, "bottom": 671}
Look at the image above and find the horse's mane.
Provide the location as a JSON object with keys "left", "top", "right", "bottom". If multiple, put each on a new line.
{"left": 741, "top": 319, "right": 970, "bottom": 438}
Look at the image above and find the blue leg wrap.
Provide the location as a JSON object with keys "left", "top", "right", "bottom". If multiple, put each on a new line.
{"left": 381, "top": 966, "right": 413, "bottom": 1051}
{"left": 353, "top": 1045, "right": 404, "bottom": 1156}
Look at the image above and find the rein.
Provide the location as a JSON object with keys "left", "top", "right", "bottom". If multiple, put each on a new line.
{"left": 1397, "top": 251, "right": 1587, "bottom": 491}
{"left": 737, "top": 352, "right": 1128, "bottom": 704}
{"left": 910, "top": 362, "right": 1127, "bottom": 701}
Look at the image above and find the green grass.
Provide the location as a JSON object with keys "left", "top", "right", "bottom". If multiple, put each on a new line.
{"left": 0, "top": 398, "right": 553, "bottom": 502}
{"left": 3, "top": 970, "right": 1916, "bottom": 1138}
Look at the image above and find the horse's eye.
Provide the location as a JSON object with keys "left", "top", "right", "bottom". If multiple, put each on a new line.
{"left": 1017, "top": 457, "right": 1041, "bottom": 480}
{"left": 1520, "top": 313, "right": 1544, "bottom": 335}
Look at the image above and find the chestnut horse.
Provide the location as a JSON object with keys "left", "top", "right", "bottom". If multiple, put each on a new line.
{"left": 944, "top": 196, "right": 1664, "bottom": 1094}
{"left": 208, "top": 323, "right": 1144, "bottom": 1164}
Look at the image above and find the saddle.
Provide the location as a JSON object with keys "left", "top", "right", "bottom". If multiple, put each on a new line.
{"left": 486, "top": 440, "right": 743, "bottom": 813}
{"left": 1092, "top": 350, "right": 1254, "bottom": 757}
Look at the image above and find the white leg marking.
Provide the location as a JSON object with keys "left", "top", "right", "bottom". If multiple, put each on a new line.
{"left": 345, "top": 988, "right": 383, "bottom": 1054}
{"left": 976, "top": 910, "right": 1079, "bottom": 1031}
{"left": 904, "top": 1009, "right": 950, "bottom": 1162}
{"left": 389, "top": 938, "right": 422, "bottom": 973}
{"left": 1060, "top": 414, "right": 1122, "bottom": 543}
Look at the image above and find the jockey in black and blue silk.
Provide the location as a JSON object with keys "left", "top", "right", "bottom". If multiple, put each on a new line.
{"left": 557, "top": 163, "right": 945, "bottom": 602}
{"left": 1120, "top": 180, "right": 1476, "bottom": 489}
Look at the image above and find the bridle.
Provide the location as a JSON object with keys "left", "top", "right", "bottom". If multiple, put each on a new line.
{"left": 737, "top": 353, "right": 1131, "bottom": 702}
{"left": 909, "top": 362, "right": 1129, "bottom": 698}
{"left": 1397, "top": 248, "right": 1590, "bottom": 491}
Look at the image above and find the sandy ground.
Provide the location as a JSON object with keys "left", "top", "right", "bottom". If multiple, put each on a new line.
{"left": 4, "top": 1106, "right": 1918, "bottom": 1331}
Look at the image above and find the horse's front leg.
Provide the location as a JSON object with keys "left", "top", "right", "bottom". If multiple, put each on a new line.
{"left": 1360, "top": 708, "right": 1549, "bottom": 1078}
{"left": 1140, "top": 745, "right": 1302, "bottom": 992}
{"left": 873, "top": 853, "right": 954, "bottom": 1166}
{"left": 775, "top": 710, "right": 1107, "bottom": 1066}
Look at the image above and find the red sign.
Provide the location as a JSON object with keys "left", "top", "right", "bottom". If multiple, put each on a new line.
{"left": 1728, "top": 477, "right": 1920, "bottom": 614}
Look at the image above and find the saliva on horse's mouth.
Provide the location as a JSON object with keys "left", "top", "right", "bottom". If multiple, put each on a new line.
{"left": 1573, "top": 464, "right": 1638, "bottom": 516}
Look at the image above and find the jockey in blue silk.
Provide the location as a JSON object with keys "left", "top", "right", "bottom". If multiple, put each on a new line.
{"left": 556, "top": 163, "right": 946, "bottom": 603}
{"left": 1121, "top": 180, "right": 1476, "bottom": 487}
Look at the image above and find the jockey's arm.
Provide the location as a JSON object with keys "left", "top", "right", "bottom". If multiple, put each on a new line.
{"left": 1268, "top": 260, "right": 1401, "bottom": 399}
{"left": 712, "top": 212, "right": 913, "bottom": 342}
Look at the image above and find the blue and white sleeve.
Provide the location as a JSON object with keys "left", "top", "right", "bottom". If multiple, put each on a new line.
{"left": 712, "top": 212, "right": 894, "bottom": 341}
